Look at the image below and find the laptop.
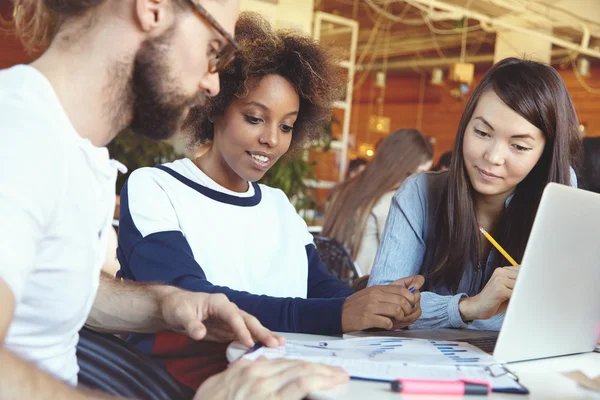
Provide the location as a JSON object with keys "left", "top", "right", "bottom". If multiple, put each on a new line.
{"left": 351, "top": 183, "right": 600, "bottom": 363}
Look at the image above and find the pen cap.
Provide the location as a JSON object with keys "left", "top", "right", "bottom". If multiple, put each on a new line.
{"left": 464, "top": 380, "right": 491, "bottom": 395}
{"left": 391, "top": 379, "right": 491, "bottom": 395}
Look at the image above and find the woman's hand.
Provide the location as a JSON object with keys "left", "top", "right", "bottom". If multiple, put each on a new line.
{"left": 459, "top": 266, "right": 520, "bottom": 321}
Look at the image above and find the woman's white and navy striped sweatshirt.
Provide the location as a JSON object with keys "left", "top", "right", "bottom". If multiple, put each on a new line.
{"left": 117, "top": 158, "right": 354, "bottom": 357}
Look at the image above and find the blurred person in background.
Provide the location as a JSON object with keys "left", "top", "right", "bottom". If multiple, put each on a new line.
{"left": 433, "top": 151, "right": 452, "bottom": 172}
{"left": 346, "top": 157, "right": 368, "bottom": 179}
{"left": 323, "top": 129, "right": 433, "bottom": 275}
{"left": 582, "top": 137, "right": 600, "bottom": 194}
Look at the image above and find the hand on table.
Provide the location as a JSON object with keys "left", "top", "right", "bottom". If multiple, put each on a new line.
{"left": 161, "top": 291, "right": 285, "bottom": 348}
{"left": 194, "top": 358, "right": 349, "bottom": 400}
{"left": 341, "top": 275, "right": 424, "bottom": 332}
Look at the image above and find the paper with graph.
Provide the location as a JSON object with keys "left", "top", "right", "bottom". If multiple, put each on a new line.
{"left": 241, "top": 337, "right": 526, "bottom": 393}
{"left": 243, "top": 337, "right": 497, "bottom": 366}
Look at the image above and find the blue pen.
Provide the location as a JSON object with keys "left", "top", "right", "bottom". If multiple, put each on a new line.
{"left": 237, "top": 342, "right": 264, "bottom": 361}
{"left": 409, "top": 286, "right": 416, "bottom": 308}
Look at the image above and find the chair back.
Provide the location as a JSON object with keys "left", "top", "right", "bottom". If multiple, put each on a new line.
{"left": 77, "top": 327, "right": 195, "bottom": 400}
{"left": 313, "top": 235, "right": 362, "bottom": 287}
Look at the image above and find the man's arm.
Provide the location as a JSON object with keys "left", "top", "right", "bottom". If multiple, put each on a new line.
{"left": 86, "top": 274, "right": 282, "bottom": 348}
{"left": 119, "top": 231, "right": 348, "bottom": 334}
{"left": 0, "top": 279, "right": 116, "bottom": 400}
{"left": 0, "top": 350, "right": 117, "bottom": 400}
{"left": 86, "top": 273, "right": 174, "bottom": 334}
{"left": 1, "top": 278, "right": 344, "bottom": 400}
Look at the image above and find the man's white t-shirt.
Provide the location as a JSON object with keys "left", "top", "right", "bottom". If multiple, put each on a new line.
{"left": 0, "top": 65, "right": 119, "bottom": 384}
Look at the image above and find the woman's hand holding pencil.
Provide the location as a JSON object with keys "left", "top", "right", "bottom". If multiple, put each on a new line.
{"left": 458, "top": 265, "right": 520, "bottom": 321}
{"left": 458, "top": 226, "right": 521, "bottom": 322}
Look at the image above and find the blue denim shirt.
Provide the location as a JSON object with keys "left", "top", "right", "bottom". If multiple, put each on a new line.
{"left": 368, "top": 170, "right": 576, "bottom": 331}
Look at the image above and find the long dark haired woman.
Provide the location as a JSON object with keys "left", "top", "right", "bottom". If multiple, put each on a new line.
{"left": 368, "top": 57, "right": 582, "bottom": 330}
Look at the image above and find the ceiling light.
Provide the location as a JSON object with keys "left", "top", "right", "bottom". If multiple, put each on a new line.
{"left": 578, "top": 58, "right": 591, "bottom": 77}
{"left": 368, "top": 115, "right": 391, "bottom": 135}
{"left": 449, "top": 62, "right": 474, "bottom": 85}
{"left": 375, "top": 71, "right": 386, "bottom": 88}
{"left": 430, "top": 68, "right": 444, "bottom": 85}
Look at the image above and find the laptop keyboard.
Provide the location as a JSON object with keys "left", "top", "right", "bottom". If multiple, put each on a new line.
{"left": 462, "top": 337, "right": 498, "bottom": 354}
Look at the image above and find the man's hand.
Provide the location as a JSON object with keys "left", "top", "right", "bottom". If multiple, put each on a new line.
{"left": 194, "top": 358, "right": 349, "bottom": 400}
{"left": 459, "top": 266, "right": 519, "bottom": 321}
{"left": 161, "top": 291, "right": 284, "bottom": 348}
{"left": 341, "top": 275, "right": 424, "bottom": 332}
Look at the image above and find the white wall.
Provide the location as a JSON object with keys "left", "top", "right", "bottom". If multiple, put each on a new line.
{"left": 493, "top": 15, "right": 552, "bottom": 64}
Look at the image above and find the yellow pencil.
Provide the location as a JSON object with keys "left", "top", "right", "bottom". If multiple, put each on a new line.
{"left": 478, "top": 226, "right": 519, "bottom": 266}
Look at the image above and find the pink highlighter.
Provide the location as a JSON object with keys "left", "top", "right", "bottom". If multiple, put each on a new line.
{"left": 391, "top": 379, "right": 491, "bottom": 396}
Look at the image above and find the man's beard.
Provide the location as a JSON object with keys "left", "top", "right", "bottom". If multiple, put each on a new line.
{"left": 109, "top": 28, "right": 206, "bottom": 142}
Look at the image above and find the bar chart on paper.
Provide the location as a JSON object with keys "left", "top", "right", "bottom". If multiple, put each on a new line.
{"left": 241, "top": 337, "right": 526, "bottom": 392}
{"left": 242, "top": 337, "right": 497, "bottom": 366}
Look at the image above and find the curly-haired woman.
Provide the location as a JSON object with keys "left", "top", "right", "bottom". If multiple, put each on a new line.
{"left": 116, "top": 12, "right": 423, "bottom": 389}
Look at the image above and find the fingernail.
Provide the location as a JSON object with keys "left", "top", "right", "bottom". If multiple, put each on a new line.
{"left": 409, "top": 286, "right": 416, "bottom": 293}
